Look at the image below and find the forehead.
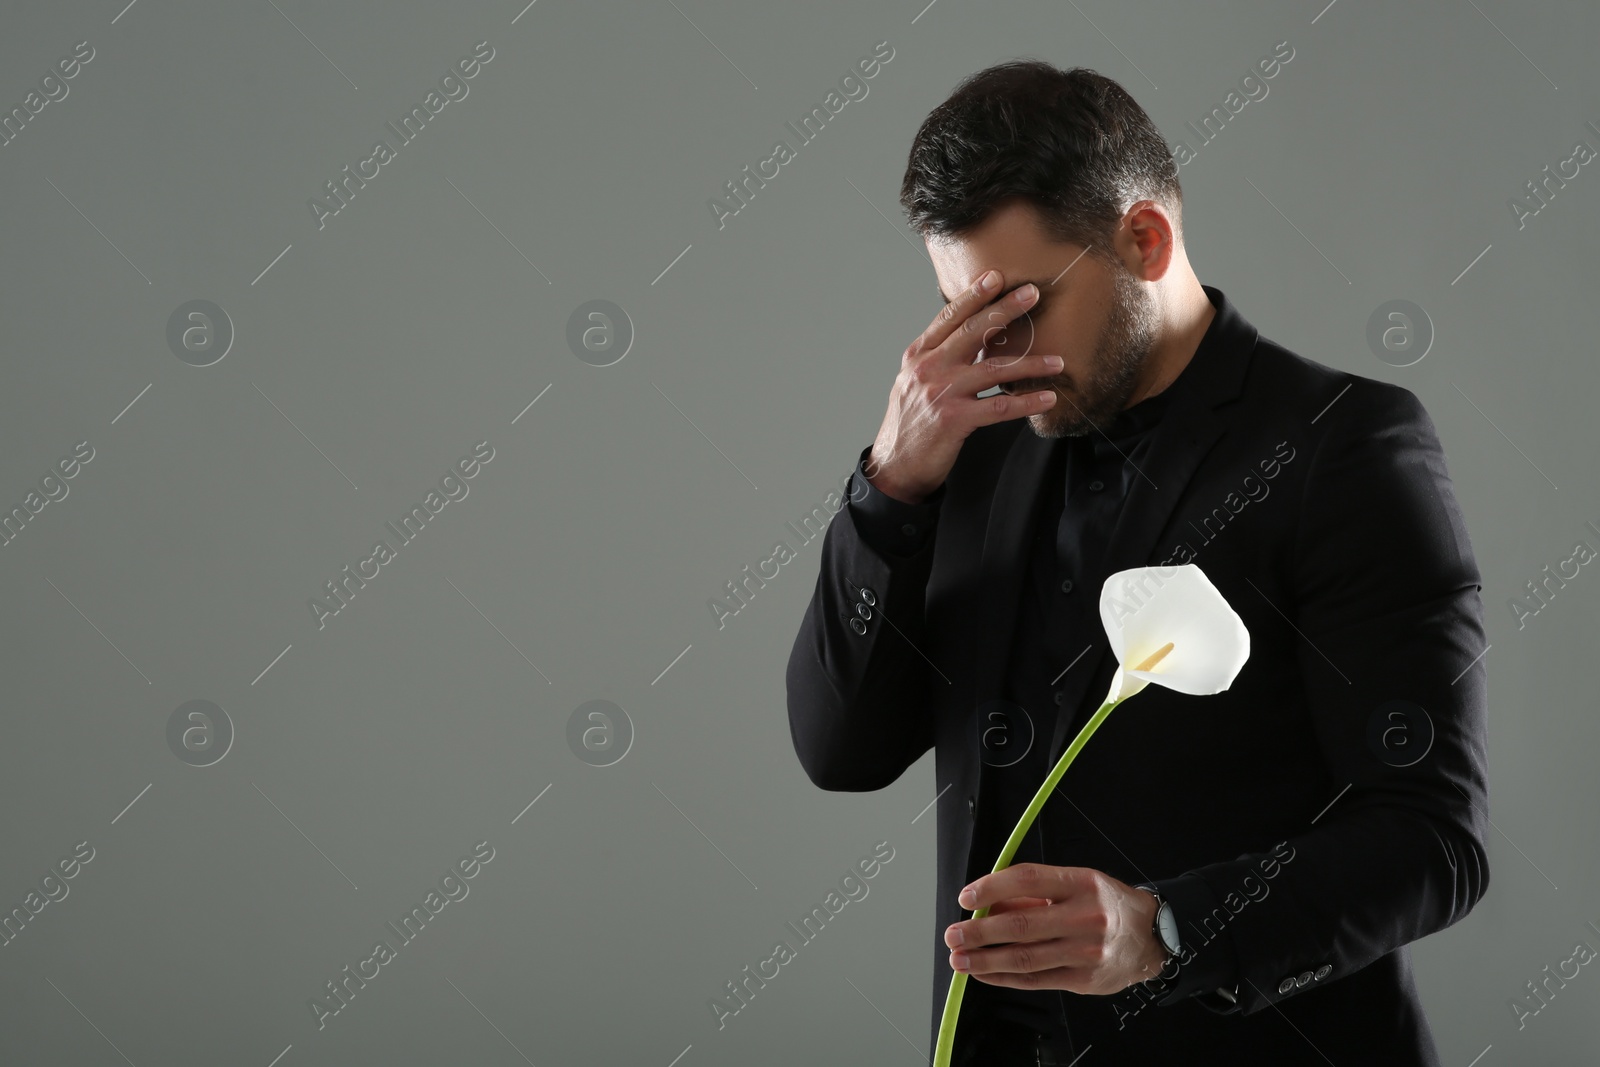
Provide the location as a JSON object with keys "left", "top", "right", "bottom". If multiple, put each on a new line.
{"left": 926, "top": 199, "right": 1096, "bottom": 302}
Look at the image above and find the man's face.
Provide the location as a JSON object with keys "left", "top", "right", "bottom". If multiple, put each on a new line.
{"left": 928, "top": 199, "right": 1162, "bottom": 438}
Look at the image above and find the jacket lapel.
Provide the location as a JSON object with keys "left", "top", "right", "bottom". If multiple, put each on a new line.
{"left": 963, "top": 426, "right": 1059, "bottom": 882}
{"left": 968, "top": 426, "right": 1061, "bottom": 714}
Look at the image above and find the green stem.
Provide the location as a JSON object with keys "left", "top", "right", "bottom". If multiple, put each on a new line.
{"left": 932, "top": 697, "right": 1121, "bottom": 1067}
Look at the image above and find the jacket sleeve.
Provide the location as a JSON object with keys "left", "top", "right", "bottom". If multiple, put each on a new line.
{"left": 1136, "top": 872, "right": 1243, "bottom": 1012}
{"left": 1151, "top": 378, "right": 1491, "bottom": 1016}
{"left": 786, "top": 445, "right": 947, "bottom": 792}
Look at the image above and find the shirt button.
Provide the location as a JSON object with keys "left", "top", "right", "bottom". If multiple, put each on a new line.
{"left": 1052, "top": 690, "right": 1066, "bottom": 706}
{"left": 854, "top": 602, "right": 872, "bottom": 619}
{"left": 1087, "top": 479, "right": 1105, "bottom": 492}
{"left": 849, "top": 617, "right": 868, "bottom": 636}
{"left": 1277, "top": 977, "right": 1295, "bottom": 994}
{"left": 900, "top": 523, "right": 918, "bottom": 537}
{"left": 1313, "top": 964, "right": 1331, "bottom": 980}
{"left": 1059, "top": 579, "right": 1074, "bottom": 594}
{"left": 1295, "top": 971, "right": 1314, "bottom": 988}
{"left": 859, "top": 587, "right": 877, "bottom": 605}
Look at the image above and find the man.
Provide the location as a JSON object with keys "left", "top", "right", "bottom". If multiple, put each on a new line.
{"left": 785, "top": 61, "right": 1489, "bottom": 1065}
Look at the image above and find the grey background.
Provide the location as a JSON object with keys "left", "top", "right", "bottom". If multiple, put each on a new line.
{"left": 0, "top": 0, "right": 1595, "bottom": 1063}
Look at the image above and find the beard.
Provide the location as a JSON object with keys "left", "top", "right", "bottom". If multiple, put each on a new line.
{"left": 1006, "top": 265, "right": 1161, "bottom": 439}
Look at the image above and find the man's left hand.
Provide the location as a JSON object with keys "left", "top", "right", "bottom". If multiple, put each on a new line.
{"left": 945, "top": 863, "right": 1169, "bottom": 995}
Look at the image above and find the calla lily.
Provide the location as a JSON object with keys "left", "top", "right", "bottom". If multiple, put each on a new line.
{"left": 1100, "top": 563, "right": 1252, "bottom": 704}
{"left": 933, "top": 563, "right": 1250, "bottom": 1066}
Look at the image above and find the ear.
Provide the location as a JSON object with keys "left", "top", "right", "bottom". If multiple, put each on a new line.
{"left": 1118, "top": 200, "right": 1177, "bottom": 283}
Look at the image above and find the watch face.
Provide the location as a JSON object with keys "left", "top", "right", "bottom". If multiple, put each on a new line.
{"left": 1157, "top": 903, "right": 1182, "bottom": 954}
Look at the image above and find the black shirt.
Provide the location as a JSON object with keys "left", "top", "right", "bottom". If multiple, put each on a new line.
{"left": 843, "top": 305, "right": 1242, "bottom": 1037}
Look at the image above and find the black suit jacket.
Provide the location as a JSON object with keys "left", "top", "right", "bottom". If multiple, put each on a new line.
{"left": 785, "top": 287, "right": 1490, "bottom": 1064}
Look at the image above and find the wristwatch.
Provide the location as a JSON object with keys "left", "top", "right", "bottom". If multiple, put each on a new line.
{"left": 1135, "top": 882, "right": 1182, "bottom": 968}
{"left": 1133, "top": 881, "right": 1242, "bottom": 1008}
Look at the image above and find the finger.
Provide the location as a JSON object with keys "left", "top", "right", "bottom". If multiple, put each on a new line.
{"left": 959, "top": 351, "right": 1062, "bottom": 393}
{"left": 959, "top": 863, "right": 1084, "bottom": 913}
{"left": 953, "top": 930, "right": 1106, "bottom": 976}
{"left": 970, "top": 300, "right": 1040, "bottom": 371}
{"left": 969, "top": 965, "right": 1088, "bottom": 993}
{"left": 987, "top": 896, "right": 1054, "bottom": 913}
{"left": 915, "top": 268, "right": 1007, "bottom": 355}
{"left": 933, "top": 281, "right": 1044, "bottom": 369}
{"left": 956, "top": 894, "right": 1080, "bottom": 951}
{"left": 956, "top": 383, "right": 1058, "bottom": 433}
{"left": 881, "top": 365, "right": 1055, "bottom": 457}
{"left": 944, "top": 896, "right": 1052, "bottom": 950}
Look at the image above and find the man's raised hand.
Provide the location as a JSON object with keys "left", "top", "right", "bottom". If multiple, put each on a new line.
{"left": 864, "top": 269, "right": 1061, "bottom": 505}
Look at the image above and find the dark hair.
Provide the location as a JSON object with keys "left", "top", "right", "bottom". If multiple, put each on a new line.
{"left": 898, "top": 60, "right": 1181, "bottom": 266}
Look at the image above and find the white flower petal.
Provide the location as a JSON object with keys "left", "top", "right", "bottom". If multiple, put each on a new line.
{"left": 1098, "top": 564, "right": 1250, "bottom": 704}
